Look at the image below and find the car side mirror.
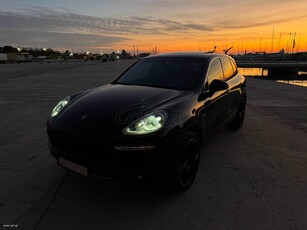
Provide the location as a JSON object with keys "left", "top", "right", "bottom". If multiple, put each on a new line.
{"left": 209, "top": 79, "right": 229, "bottom": 94}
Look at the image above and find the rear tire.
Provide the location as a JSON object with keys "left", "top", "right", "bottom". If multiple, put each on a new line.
{"left": 169, "top": 131, "right": 200, "bottom": 192}
{"left": 228, "top": 96, "right": 246, "bottom": 130}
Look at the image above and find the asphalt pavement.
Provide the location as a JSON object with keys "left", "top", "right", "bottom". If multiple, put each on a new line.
{"left": 0, "top": 60, "right": 306, "bottom": 230}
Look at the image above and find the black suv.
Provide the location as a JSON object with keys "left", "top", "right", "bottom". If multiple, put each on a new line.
{"left": 47, "top": 52, "right": 246, "bottom": 192}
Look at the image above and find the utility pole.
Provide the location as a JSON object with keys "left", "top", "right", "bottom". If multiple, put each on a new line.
{"left": 296, "top": 34, "right": 301, "bottom": 53}
{"left": 292, "top": 32, "right": 296, "bottom": 54}
{"left": 278, "top": 33, "right": 282, "bottom": 52}
{"left": 286, "top": 33, "right": 292, "bottom": 53}
{"left": 271, "top": 27, "right": 275, "bottom": 53}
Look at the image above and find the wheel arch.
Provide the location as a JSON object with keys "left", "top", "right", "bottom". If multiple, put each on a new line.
{"left": 181, "top": 118, "right": 204, "bottom": 146}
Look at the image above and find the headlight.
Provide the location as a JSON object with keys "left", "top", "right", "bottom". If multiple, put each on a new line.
{"left": 122, "top": 112, "right": 166, "bottom": 135}
{"left": 51, "top": 96, "right": 70, "bottom": 117}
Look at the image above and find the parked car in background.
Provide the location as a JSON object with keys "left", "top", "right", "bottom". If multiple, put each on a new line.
{"left": 47, "top": 52, "right": 246, "bottom": 192}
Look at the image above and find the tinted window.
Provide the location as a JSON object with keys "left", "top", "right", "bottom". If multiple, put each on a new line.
{"left": 221, "top": 57, "right": 235, "bottom": 81}
{"left": 207, "top": 58, "right": 224, "bottom": 85}
{"left": 229, "top": 58, "right": 237, "bottom": 74}
{"left": 116, "top": 58, "right": 205, "bottom": 90}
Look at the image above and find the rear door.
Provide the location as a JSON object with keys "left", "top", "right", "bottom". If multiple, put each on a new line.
{"left": 220, "top": 56, "right": 242, "bottom": 120}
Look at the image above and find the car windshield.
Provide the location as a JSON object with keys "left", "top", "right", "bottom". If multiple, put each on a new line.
{"left": 115, "top": 58, "right": 206, "bottom": 90}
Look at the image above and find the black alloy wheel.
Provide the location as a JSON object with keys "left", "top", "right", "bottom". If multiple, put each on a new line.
{"left": 171, "top": 131, "right": 200, "bottom": 192}
{"left": 228, "top": 96, "right": 246, "bottom": 130}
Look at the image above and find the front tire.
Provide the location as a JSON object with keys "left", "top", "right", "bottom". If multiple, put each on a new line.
{"left": 170, "top": 131, "right": 200, "bottom": 192}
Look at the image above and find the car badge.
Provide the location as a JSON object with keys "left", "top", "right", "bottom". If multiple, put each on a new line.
{"left": 81, "top": 115, "right": 87, "bottom": 120}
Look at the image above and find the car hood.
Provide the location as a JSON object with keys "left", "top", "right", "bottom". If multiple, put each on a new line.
{"left": 50, "top": 84, "right": 193, "bottom": 138}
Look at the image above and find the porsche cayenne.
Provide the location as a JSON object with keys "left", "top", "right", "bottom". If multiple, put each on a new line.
{"left": 47, "top": 52, "right": 246, "bottom": 192}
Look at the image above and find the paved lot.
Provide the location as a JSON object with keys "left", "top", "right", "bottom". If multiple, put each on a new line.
{"left": 0, "top": 61, "right": 306, "bottom": 230}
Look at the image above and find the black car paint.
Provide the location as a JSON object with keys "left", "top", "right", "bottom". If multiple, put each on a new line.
{"left": 49, "top": 84, "right": 191, "bottom": 139}
{"left": 47, "top": 52, "right": 246, "bottom": 185}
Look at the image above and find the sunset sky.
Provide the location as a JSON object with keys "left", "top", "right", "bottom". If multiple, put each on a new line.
{"left": 1, "top": 0, "right": 307, "bottom": 54}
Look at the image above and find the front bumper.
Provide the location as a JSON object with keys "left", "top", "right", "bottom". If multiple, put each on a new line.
{"left": 47, "top": 127, "right": 181, "bottom": 181}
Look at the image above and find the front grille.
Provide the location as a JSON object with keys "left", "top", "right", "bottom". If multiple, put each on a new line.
{"left": 48, "top": 130, "right": 112, "bottom": 164}
{"left": 47, "top": 128, "right": 161, "bottom": 178}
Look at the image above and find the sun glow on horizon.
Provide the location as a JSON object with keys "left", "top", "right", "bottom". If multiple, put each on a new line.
{"left": 114, "top": 28, "right": 307, "bottom": 55}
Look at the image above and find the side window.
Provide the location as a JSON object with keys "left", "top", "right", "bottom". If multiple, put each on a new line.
{"left": 229, "top": 58, "right": 238, "bottom": 74}
{"left": 207, "top": 58, "right": 224, "bottom": 86}
{"left": 220, "top": 57, "right": 235, "bottom": 81}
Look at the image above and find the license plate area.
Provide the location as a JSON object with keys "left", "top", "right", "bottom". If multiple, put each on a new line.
{"left": 59, "top": 157, "right": 88, "bottom": 176}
